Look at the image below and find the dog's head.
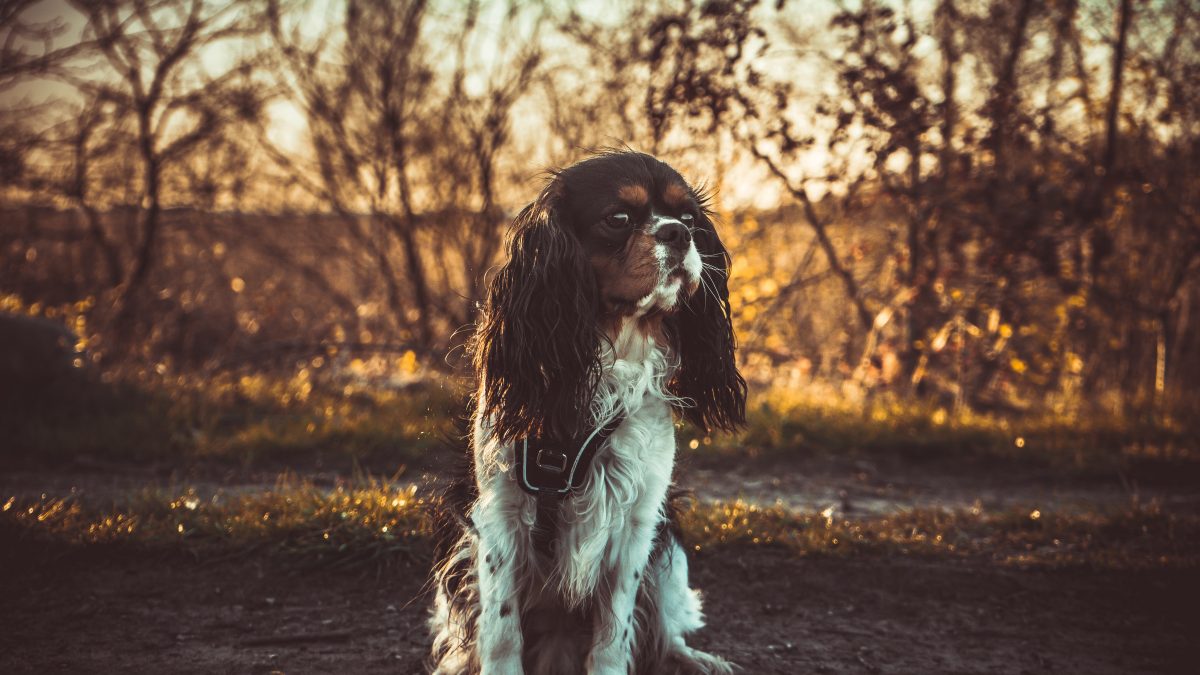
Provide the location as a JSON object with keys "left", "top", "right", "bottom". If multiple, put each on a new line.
{"left": 475, "top": 151, "right": 746, "bottom": 443}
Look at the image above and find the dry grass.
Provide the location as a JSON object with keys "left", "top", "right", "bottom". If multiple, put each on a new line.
{"left": 694, "top": 386, "right": 1199, "bottom": 471}
{"left": 1, "top": 365, "right": 463, "bottom": 468}
{"left": 4, "top": 477, "right": 1196, "bottom": 571}
{"left": 678, "top": 497, "right": 1199, "bottom": 569}
{"left": 3, "top": 291, "right": 1193, "bottom": 472}
{"left": 1, "top": 475, "right": 433, "bottom": 569}
{"left": 7, "top": 363, "right": 1196, "bottom": 480}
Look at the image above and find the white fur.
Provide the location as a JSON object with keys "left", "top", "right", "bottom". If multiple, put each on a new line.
{"left": 681, "top": 241, "right": 702, "bottom": 283}
{"left": 642, "top": 214, "right": 701, "bottom": 314}
{"left": 429, "top": 290, "right": 732, "bottom": 674}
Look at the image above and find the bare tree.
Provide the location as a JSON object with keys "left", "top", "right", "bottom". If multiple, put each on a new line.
{"left": 266, "top": 0, "right": 543, "bottom": 352}
{"left": 0, "top": 0, "right": 94, "bottom": 90}
{"left": 64, "top": 0, "right": 270, "bottom": 324}
{"left": 0, "top": 1, "right": 93, "bottom": 199}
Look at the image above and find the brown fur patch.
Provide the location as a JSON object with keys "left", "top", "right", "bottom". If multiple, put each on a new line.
{"left": 638, "top": 313, "right": 668, "bottom": 345}
{"left": 596, "top": 311, "right": 668, "bottom": 349}
{"left": 661, "top": 182, "right": 690, "bottom": 209}
{"left": 617, "top": 184, "right": 649, "bottom": 207}
{"left": 592, "top": 232, "right": 659, "bottom": 313}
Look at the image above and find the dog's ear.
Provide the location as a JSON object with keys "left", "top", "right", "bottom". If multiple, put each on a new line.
{"left": 668, "top": 210, "right": 747, "bottom": 432}
{"left": 475, "top": 182, "right": 601, "bottom": 444}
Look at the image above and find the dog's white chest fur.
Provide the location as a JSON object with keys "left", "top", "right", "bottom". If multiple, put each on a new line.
{"left": 554, "top": 327, "right": 678, "bottom": 604}
{"left": 471, "top": 323, "right": 679, "bottom": 605}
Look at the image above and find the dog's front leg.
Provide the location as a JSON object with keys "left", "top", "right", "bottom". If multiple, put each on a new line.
{"left": 474, "top": 489, "right": 526, "bottom": 674}
{"left": 585, "top": 514, "right": 659, "bottom": 675}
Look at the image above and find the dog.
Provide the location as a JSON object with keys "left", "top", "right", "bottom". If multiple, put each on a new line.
{"left": 429, "top": 151, "right": 746, "bottom": 674}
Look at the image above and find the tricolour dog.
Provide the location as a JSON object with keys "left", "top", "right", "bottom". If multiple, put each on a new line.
{"left": 429, "top": 151, "right": 746, "bottom": 674}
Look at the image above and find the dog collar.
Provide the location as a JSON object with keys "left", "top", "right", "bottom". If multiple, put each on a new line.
{"left": 514, "top": 413, "right": 625, "bottom": 557}
{"left": 514, "top": 413, "right": 625, "bottom": 496}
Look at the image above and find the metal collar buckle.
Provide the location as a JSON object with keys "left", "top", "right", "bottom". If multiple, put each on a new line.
{"left": 535, "top": 448, "right": 567, "bottom": 473}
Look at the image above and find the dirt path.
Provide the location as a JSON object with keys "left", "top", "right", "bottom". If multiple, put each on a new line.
{"left": 2, "top": 542, "right": 1195, "bottom": 674}
{"left": 678, "top": 454, "right": 1197, "bottom": 516}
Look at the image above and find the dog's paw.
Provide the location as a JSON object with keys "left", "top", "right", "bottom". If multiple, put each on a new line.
{"left": 671, "top": 646, "right": 737, "bottom": 675}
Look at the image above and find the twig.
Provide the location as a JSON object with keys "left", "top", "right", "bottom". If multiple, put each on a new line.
{"left": 750, "top": 143, "right": 875, "bottom": 330}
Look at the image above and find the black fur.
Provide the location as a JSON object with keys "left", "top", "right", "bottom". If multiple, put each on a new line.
{"left": 430, "top": 444, "right": 478, "bottom": 569}
{"left": 473, "top": 184, "right": 603, "bottom": 445}
{"left": 666, "top": 206, "right": 747, "bottom": 432}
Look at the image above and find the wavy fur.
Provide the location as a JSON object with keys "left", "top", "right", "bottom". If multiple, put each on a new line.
{"left": 430, "top": 151, "right": 740, "bottom": 675}
{"left": 666, "top": 208, "right": 747, "bottom": 433}
{"left": 473, "top": 186, "right": 603, "bottom": 445}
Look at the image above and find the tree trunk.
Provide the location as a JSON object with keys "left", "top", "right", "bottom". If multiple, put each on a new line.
{"left": 389, "top": 217, "right": 433, "bottom": 349}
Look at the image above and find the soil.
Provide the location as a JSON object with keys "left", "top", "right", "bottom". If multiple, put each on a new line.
{"left": 1, "top": 539, "right": 1195, "bottom": 674}
{"left": 2, "top": 455, "right": 1197, "bottom": 674}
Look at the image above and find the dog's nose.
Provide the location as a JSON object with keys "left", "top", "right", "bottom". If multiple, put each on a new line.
{"left": 655, "top": 221, "right": 691, "bottom": 251}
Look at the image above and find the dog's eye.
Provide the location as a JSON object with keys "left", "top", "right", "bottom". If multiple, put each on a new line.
{"left": 680, "top": 213, "right": 695, "bottom": 224}
{"left": 604, "top": 212, "right": 632, "bottom": 230}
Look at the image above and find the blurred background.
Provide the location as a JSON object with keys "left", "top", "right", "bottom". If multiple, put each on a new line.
{"left": 1, "top": 0, "right": 1197, "bottom": 463}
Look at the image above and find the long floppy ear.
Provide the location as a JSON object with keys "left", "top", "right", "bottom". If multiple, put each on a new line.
{"left": 668, "top": 210, "right": 747, "bottom": 432}
{"left": 474, "top": 184, "right": 601, "bottom": 445}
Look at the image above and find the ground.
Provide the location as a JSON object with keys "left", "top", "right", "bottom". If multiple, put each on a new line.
{"left": 2, "top": 542, "right": 1195, "bottom": 674}
{"left": 2, "top": 453, "right": 1197, "bottom": 674}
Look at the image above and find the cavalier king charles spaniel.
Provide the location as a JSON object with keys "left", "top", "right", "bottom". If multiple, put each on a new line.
{"left": 429, "top": 151, "right": 746, "bottom": 674}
